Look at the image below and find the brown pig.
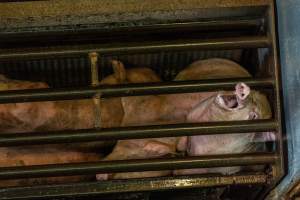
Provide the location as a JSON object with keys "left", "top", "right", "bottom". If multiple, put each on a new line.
{"left": 0, "top": 60, "right": 162, "bottom": 186}
{"left": 0, "top": 60, "right": 161, "bottom": 133}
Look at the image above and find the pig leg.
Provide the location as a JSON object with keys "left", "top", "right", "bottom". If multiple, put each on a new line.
{"left": 143, "top": 140, "right": 175, "bottom": 156}
{"left": 177, "top": 136, "right": 188, "bottom": 152}
{"left": 96, "top": 140, "right": 174, "bottom": 181}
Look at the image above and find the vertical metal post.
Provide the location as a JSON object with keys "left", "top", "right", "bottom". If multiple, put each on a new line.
{"left": 260, "top": 2, "right": 286, "bottom": 200}
{"left": 89, "top": 52, "right": 101, "bottom": 128}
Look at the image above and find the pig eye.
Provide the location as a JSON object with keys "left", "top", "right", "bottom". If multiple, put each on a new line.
{"left": 249, "top": 112, "right": 258, "bottom": 120}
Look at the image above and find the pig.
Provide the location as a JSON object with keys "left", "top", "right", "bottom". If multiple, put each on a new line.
{"left": 97, "top": 58, "right": 274, "bottom": 180}
{"left": 0, "top": 60, "right": 161, "bottom": 133}
{"left": 0, "top": 58, "right": 273, "bottom": 184}
{"left": 0, "top": 60, "right": 162, "bottom": 186}
{"left": 170, "top": 58, "right": 274, "bottom": 175}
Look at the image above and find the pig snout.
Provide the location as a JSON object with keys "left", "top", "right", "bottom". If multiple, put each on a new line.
{"left": 215, "top": 82, "right": 250, "bottom": 111}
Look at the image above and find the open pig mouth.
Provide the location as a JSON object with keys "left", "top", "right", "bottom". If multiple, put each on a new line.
{"left": 221, "top": 95, "right": 239, "bottom": 109}
{"left": 216, "top": 94, "right": 241, "bottom": 110}
{"left": 216, "top": 83, "right": 250, "bottom": 110}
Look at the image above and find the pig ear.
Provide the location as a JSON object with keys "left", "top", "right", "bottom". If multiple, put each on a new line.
{"left": 111, "top": 60, "right": 126, "bottom": 83}
{"left": 235, "top": 82, "right": 250, "bottom": 100}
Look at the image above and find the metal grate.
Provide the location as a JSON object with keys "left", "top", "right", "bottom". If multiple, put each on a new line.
{"left": 0, "top": 2, "right": 284, "bottom": 200}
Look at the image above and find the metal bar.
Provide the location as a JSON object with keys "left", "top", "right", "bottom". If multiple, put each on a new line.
{"left": 0, "top": 17, "right": 262, "bottom": 35}
{"left": 0, "top": 174, "right": 269, "bottom": 200}
{"left": 0, "top": 120, "right": 277, "bottom": 147}
{"left": 268, "top": 1, "right": 286, "bottom": 180}
{"left": 0, "top": 153, "right": 276, "bottom": 180}
{"left": 257, "top": 3, "right": 286, "bottom": 200}
{"left": 0, "top": 78, "right": 274, "bottom": 103}
{"left": 0, "top": 36, "right": 270, "bottom": 60}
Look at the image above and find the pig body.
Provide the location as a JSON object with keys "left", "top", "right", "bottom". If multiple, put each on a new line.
{"left": 0, "top": 61, "right": 163, "bottom": 186}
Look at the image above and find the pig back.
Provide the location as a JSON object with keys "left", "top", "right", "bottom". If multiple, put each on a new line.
{"left": 175, "top": 58, "right": 251, "bottom": 80}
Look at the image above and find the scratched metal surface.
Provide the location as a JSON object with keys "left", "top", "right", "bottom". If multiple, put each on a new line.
{"left": 0, "top": 0, "right": 269, "bottom": 30}
{"left": 266, "top": 0, "right": 300, "bottom": 199}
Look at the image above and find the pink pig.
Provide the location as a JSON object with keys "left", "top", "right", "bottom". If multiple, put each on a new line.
{"left": 171, "top": 58, "right": 274, "bottom": 175}
{"left": 97, "top": 58, "right": 274, "bottom": 180}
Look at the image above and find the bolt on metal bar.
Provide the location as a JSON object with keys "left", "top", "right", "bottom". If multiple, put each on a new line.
{"left": 0, "top": 153, "right": 277, "bottom": 180}
{"left": 0, "top": 120, "right": 277, "bottom": 147}
{"left": 0, "top": 174, "right": 268, "bottom": 200}
{"left": 0, "top": 36, "right": 270, "bottom": 60}
{"left": 0, "top": 78, "right": 274, "bottom": 104}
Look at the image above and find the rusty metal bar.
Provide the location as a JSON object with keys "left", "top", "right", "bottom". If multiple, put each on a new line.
{"left": 0, "top": 78, "right": 274, "bottom": 103}
{"left": 0, "top": 153, "right": 276, "bottom": 180}
{"left": 0, "top": 120, "right": 277, "bottom": 147}
{"left": 0, "top": 174, "right": 269, "bottom": 200}
{"left": 0, "top": 36, "right": 270, "bottom": 60}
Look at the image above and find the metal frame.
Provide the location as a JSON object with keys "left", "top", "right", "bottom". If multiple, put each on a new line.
{"left": 0, "top": 1, "right": 285, "bottom": 199}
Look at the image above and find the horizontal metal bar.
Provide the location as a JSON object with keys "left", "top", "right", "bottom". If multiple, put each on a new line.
{"left": 0, "top": 153, "right": 276, "bottom": 180}
{"left": 0, "top": 174, "right": 269, "bottom": 200}
{"left": 0, "top": 120, "right": 278, "bottom": 147}
{"left": 0, "top": 36, "right": 270, "bottom": 60}
{"left": 0, "top": 17, "right": 262, "bottom": 35}
{"left": 0, "top": 78, "right": 274, "bottom": 103}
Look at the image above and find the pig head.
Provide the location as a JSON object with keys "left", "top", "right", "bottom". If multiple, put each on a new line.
{"left": 172, "top": 58, "right": 274, "bottom": 175}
